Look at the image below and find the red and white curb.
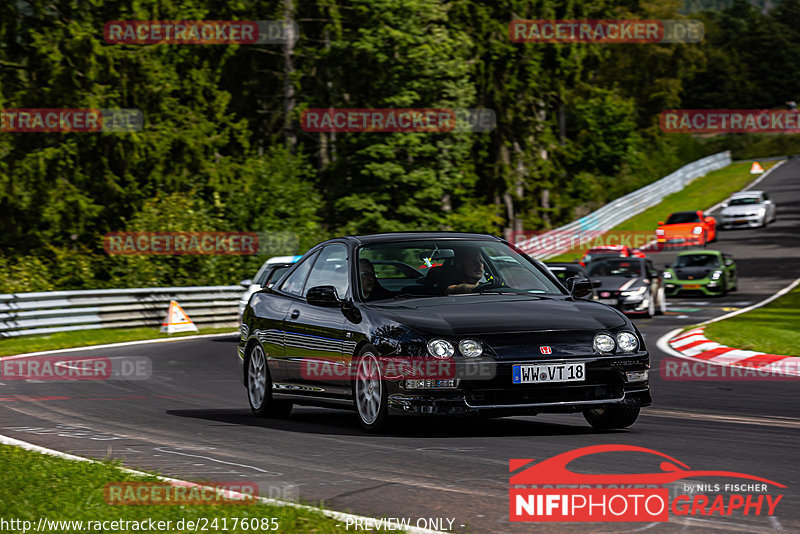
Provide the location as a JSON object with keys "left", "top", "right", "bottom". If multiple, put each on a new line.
{"left": 666, "top": 326, "right": 800, "bottom": 377}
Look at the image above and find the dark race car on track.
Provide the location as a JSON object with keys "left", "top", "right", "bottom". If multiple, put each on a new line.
{"left": 662, "top": 250, "right": 737, "bottom": 296}
{"left": 587, "top": 257, "right": 667, "bottom": 318}
{"left": 238, "top": 233, "right": 651, "bottom": 432}
{"left": 578, "top": 245, "right": 645, "bottom": 266}
{"left": 544, "top": 262, "right": 599, "bottom": 300}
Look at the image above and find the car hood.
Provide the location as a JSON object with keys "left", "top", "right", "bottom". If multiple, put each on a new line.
{"left": 371, "top": 295, "right": 628, "bottom": 336}
{"left": 721, "top": 205, "right": 763, "bottom": 216}
{"left": 660, "top": 223, "right": 701, "bottom": 236}
{"left": 593, "top": 277, "right": 646, "bottom": 292}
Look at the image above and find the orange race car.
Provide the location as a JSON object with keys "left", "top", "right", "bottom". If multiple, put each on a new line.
{"left": 656, "top": 210, "right": 717, "bottom": 250}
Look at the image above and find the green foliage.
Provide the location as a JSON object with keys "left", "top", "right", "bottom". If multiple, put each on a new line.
{"left": 0, "top": 0, "right": 796, "bottom": 290}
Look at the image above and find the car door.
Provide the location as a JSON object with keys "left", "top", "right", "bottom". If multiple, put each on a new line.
{"left": 266, "top": 250, "right": 321, "bottom": 383}
{"left": 281, "top": 243, "right": 351, "bottom": 398}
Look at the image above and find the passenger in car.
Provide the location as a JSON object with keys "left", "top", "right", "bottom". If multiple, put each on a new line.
{"left": 359, "top": 259, "right": 395, "bottom": 301}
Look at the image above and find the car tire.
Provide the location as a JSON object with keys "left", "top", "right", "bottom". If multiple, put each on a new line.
{"left": 644, "top": 293, "right": 655, "bottom": 318}
{"left": 583, "top": 405, "right": 640, "bottom": 430}
{"left": 247, "top": 344, "right": 293, "bottom": 418}
{"left": 656, "top": 287, "right": 667, "bottom": 315}
{"left": 353, "top": 346, "right": 389, "bottom": 432}
{"left": 720, "top": 277, "right": 729, "bottom": 297}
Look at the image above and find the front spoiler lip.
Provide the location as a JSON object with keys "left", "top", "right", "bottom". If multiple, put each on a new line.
{"left": 388, "top": 387, "right": 651, "bottom": 415}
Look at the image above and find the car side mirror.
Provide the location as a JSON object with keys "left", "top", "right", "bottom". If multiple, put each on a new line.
{"left": 764, "top": 200, "right": 772, "bottom": 204}
{"left": 657, "top": 221, "right": 664, "bottom": 226}
{"left": 306, "top": 285, "right": 341, "bottom": 307}
{"left": 721, "top": 202, "right": 728, "bottom": 208}
{"left": 566, "top": 277, "right": 593, "bottom": 298}
{"left": 725, "top": 259, "right": 733, "bottom": 266}
{"left": 705, "top": 216, "right": 715, "bottom": 223}
{"left": 650, "top": 271, "right": 659, "bottom": 278}
{"left": 239, "top": 279, "right": 253, "bottom": 288}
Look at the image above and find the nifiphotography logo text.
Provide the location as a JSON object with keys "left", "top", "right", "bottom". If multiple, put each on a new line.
{"left": 509, "top": 445, "right": 784, "bottom": 522}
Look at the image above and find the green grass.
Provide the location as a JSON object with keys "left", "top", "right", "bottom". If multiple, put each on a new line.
{"left": 548, "top": 160, "right": 776, "bottom": 262}
{"left": 703, "top": 285, "right": 800, "bottom": 356}
{"left": 0, "top": 327, "right": 237, "bottom": 357}
{"left": 0, "top": 444, "right": 393, "bottom": 534}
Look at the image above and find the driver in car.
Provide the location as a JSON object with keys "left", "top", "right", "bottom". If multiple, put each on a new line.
{"left": 423, "top": 247, "right": 485, "bottom": 295}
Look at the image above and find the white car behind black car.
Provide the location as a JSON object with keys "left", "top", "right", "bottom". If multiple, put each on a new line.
{"left": 719, "top": 191, "right": 776, "bottom": 229}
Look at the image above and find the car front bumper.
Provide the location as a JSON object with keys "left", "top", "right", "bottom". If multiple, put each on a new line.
{"left": 664, "top": 279, "right": 722, "bottom": 296}
{"left": 386, "top": 355, "right": 652, "bottom": 416}
{"left": 721, "top": 215, "right": 763, "bottom": 228}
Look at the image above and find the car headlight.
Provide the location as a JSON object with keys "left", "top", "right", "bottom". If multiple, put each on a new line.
{"left": 458, "top": 339, "right": 483, "bottom": 358}
{"left": 621, "top": 286, "right": 647, "bottom": 297}
{"left": 655, "top": 229, "right": 665, "bottom": 235}
{"left": 692, "top": 226, "right": 704, "bottom": 235}
{"left": 427, "top": 339, "right": 455, "bottom": 359}
{"left": 593, "top": 333, "right": 615, "bottom": 354}
{"left": 663, "top": 271, "right": 672, "bottom": 279}
{"left": 711, "top": 270, "right": 722, "bottom": 280}
{"left": 616, "top": 331, "right": 639, "bottom": 353}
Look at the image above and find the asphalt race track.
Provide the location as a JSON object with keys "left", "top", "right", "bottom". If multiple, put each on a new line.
{"left": 1, "top": 161, "right": 799, "bottom": 533}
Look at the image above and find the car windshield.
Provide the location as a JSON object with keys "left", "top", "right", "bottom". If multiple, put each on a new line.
{"left": 729, "top": 197, "right": 761, "bottom": 206}
{"left": 587, "top": 259, "right": 643, "bottom": 278}
{"left": 666, "top": 212, "right": 701, "bottom": 224}
{"left": 357, "top": 239, "right": 564, "bottom": 300}
{"left": 673, "top": 254, "right": 721, "bottom": 268}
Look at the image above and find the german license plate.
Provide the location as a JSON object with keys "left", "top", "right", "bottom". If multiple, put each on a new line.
{"left": 684, "top": 284, "right": 701, "bottom": 289}
{"left": 597, "top": 298, "right": 617, "bottom": 305}
{"left": 513, "top": 363, "right": 586, "bottom": 384}
{"left": 735, "top": 219, "right": 747, "bottom": 224}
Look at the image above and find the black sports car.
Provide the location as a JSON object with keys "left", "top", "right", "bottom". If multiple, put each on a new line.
{"left": 587, "top": 257, "right": 667, "bottom": 318}
{"left": 237, "top": 233, "right": 651, "bottom": 432}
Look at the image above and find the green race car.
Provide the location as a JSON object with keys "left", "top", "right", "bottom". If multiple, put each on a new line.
{"left": 662, "top": 250, "right": 737, "bottom": 296}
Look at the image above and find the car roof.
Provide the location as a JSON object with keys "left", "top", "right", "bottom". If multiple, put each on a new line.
{"left": 675, "top": 249, "right": 722, "bottom": 256}
{"left": 266, "top": 255, "right": 302, "bottom": 264}
{"left": 337, "top": 232, "right": 504, "bottom": 245}
{"left": 729, "top": 191, "right": 763, "bottom": 197}
{"left": 587, "top": 245, "right": 626, "bottom": 251}
{"left": 545, "top": 262, "right": 583, "bottom": 267}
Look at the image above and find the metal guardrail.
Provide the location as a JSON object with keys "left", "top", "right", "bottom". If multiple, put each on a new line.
{"left": 0, "top": 286, "right": 246, "bottom": 337}
{"left": 516, "top": 151, "right": 732, "bottom": 259}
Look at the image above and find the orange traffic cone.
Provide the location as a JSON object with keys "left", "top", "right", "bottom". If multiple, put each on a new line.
{"left": 750, "top": 161, "right": 764, "bottom": 174}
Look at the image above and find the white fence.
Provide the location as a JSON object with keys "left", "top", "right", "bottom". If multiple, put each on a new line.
{"left": 0, "top": 286, "right": 245, "bottom": 337}
{"left": 516, "top": 151, "right": 732, "bottom": 259}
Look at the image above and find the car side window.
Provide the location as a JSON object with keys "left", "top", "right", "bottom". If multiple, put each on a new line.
{"left": 304, "top": 244, "right": 350, "bottom": 298}
{"left": 279, "top": 250, "right": 320, "bottom": 296}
